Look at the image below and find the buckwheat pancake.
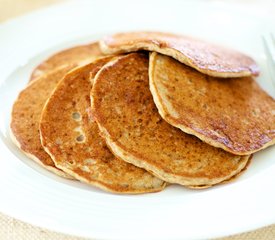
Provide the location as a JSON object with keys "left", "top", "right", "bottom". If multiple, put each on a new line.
{"left": 30, "top": 42, "right": 102, "bottom": 81}
{"left": 149, "top": 53, "right": 275, "bottom": 155}
{"left": 100, "top": 31, "right": 259, "bottom": 78}
{"left": 40, "top": 57, "right": 166, "bottom": 194}
{"left": 91, "top": 53, "right": 250, "bottom": 187}
{"left": 188, "top": 156, "right": 252, "bottom": 189}
{"left": 11, "top": 65, "right": 73, "bottom": 178}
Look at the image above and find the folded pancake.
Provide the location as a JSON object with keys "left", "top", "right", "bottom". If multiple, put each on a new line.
{"left": 100, "top": 31, "right": 259, "bottom": 78}
{"left": 91, "top": 53, "right": 250, "bottom": 187}
{"left": 149, "top": 53, "right": 275, "bottom": 155}
{"left": 11, "top": 66, "right": 73, "bottom": 178}
{"left": 30, "top": 42, "right": 102, "bottom": 81}
{"left": 40, "top": 57, "right": 166, "bottom": 194}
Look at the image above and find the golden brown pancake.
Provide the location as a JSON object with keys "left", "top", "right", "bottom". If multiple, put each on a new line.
{"left": 149, "top": 53, "right": 275, "bottom": 155}
{"left": 188, "top": 155, "right": 252, "bottom": 189}
{"left": 91, "top": 53, "right": 250, "bottom": 187}
{"left": 100, "top": 31, "right": 259, "bottom": 78}
{"left": 30, "top": 42, "right": 102, "bottom": 81}
{"left": 11, "top": 65, "right": 73, "bottom": 178}
{"left": 40, "top": 57, "right": 166, "bottom": 194}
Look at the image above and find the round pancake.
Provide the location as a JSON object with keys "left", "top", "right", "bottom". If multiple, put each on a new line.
{"left": 11, "top": 65, "right": 73, "bottom": 178}
{"left": 40, "top": 57, "right": 166, "bottom": 194}
{"left": 91, "top": 53, "right": 250, "bottom": 187}
{"left": 149, "top": 53, "right": 275, "bottom": 155}
{"left": 100, "top": 31, "right": 259, "bottom": 78}
{"left": 30, "top": 42, "right": 102, "bottom": 81}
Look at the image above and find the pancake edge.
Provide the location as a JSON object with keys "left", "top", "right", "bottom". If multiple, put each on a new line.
{"left": 187, "top": 155, "right": 252, "bottom": 189}
{"left": 40, "top": 116, "right": 166, "bottom": 194}
{"left": 100, "top": 39, "right": 257, "bottom": 78}
{"left": 149, "top": 52, "right": 275, "bottom": 155}
{"left": 91, "top": 56, "right": 250, "bottom": 187}
{"left": 9, "top": 127, "right": 73, "bottom": 179}
{"left": 44, "top": 145, "right": 166, "bottom": 194}
{"left": 10, "top": 67, "right": 75, "bottom": 179}
{"left": 30, "top": 42, "right": 101, "bottom": 81}
{"left": 40, "top": 59, "right": 166, "bottom": 194}
{"left": 94, "top": 118, "right": 250, "bottom": 187}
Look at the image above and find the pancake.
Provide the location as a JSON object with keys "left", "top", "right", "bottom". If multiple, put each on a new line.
{"left": 30, "top": 42, "right": 102, "bottom": 81}
{"left": 40, "top": 57, "right": 166, "bottom": 194}
{"left": 91, "top": 53, "right": 250, "bottom": 187}
{"left": 11, "top": 65, "right": 73, "bottom": 178}
{"left": 188, "top": 155, "right": 252, "bottom": 189}
{"left": 100, "top": 31, "right": 259, "bottom": 78}
{"left": 149, "top": 53, "right": 275, "bottom": 155}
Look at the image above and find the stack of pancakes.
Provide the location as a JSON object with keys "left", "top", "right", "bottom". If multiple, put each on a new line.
{"left": 11, "top": 32, "right": 275, "bottom": 194}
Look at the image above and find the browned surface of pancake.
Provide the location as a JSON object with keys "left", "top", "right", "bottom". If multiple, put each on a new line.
{"left": 40, "top": 57, "right": 166, "bottom": 194}
{"left": 11, "top": 66, "right": 73, "bottom": 178}
{"left": 100, "top": 31, "right": 259, "bottom": 78}
{"left": 149, "top": 53, "right": 275, "bottom": 155}
{"left": 30, "top": 42, "right": 102, "bottom": 81}
{"left": 91, "top": 53, "right": 250, "bottom": 187}
{"left": 188, "top": 155, "right": 252, "bottom": 189}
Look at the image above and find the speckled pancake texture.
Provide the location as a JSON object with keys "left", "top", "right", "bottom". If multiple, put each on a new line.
{"left": 30, "top": 42, "right": 102, "bottom": 81}
{"left": 91, "top": 53, "right": 250, "bottom": 187}
{"left": 40, "top": 57, "right": 166, "bottom": 194}
{"left": 11, "top": 65, "right": 73, "bottom": 178}
{"left": 149, "top": 53, "right": 275, "bottom": 155}
{"left": 100, "top": 31, "right": 259, "bottom": 78}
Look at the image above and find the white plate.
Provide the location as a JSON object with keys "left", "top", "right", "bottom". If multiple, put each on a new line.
{"left": 0, "top": 0, "right": 275, "bottom": 239}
